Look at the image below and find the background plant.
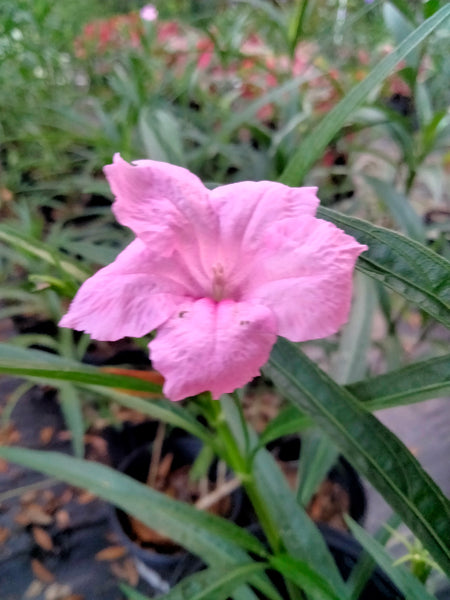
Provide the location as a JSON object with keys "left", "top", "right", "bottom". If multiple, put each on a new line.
{"left": 0, "top": 0, "right": 449, "bottom": 599}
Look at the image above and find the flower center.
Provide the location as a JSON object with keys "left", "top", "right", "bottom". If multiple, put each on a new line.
{"left": 211, "top": 263, "right": 227, "bottom": 302}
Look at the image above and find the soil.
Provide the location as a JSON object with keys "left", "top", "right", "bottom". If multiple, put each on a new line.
{"left": 126, "top": 458, "right": 232, "bottom": 553}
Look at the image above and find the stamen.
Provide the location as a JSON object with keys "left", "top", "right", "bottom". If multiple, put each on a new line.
{"left": 211, "top": 263, "right": 226, "bottom": 301}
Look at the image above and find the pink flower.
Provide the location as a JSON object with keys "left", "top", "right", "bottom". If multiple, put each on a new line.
{"left": 140, "top": 4, "right": 158, "bottom": 22}
{"left": 60, "top": 155, "right": 366, "bottom": 401}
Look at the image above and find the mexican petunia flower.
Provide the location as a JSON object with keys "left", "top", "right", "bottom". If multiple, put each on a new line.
{"left": 60, "top": 155, "right": 367, "bottom": 401}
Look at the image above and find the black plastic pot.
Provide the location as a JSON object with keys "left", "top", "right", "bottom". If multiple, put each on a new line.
{"left": 269, "top": 435, "right": 367, "bottom": 524}
{"left": 109, "top": 435, "right": 242, "bottom": 592}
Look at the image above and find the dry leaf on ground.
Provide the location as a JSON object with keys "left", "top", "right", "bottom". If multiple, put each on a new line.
{"left": 95, "top": 545, "right": 127, "bottom": 561}
{"left": 32, "top": 526, "right": 54, "bottom": 551}
{"left": 31, "top": 558, "right": 55, "bottom": 583}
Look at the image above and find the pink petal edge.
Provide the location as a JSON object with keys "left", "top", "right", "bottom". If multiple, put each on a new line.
{"left": 59, "top": 239, "right": 188, "bottom": 341}
{"left": 103, "top": 154, "right": 215, "bottom": 255}
{"left": 245, "top": 216, "right": 367, "bottom": 341}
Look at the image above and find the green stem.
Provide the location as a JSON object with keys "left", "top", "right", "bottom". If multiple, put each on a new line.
{"left": 230, "top": 390, "right": 250, "bottom": 459}
{"left": 244, "top": 477, "right": 283, "bottom": 554}
{"left": 201, "top": 393, "right": 282, "bottom": 553}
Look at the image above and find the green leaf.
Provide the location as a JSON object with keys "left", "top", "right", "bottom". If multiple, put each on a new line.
{"left": 252, "top": 448, "right": 350, "bottom": 599}
{"left": 120, "top": 584, "right": 152, "bottom": 600}
{"left": 265, "top": 339, "right": 450, "bottom": 576}
{"left": 388, "top": 0, "right": 417, "bottom": 23}
{"left": 220, "top": 398, "right": 349, "bottom": 600}
{"left": 346, "top": 513, "right": 402, "bottom": 600}
{"left": 424, "top": 0, "right": 441, "bottom": 19}
{"left": 270, "top": 555, "right": 344, "bottom": 600}
{"left": 220, "top": 395, "right": 346, "bottom": 600}
{"left": 139, "top": 108, "right": 185, "bottom": 166}
{"left": 58, "top": 384, "right": 84, "bottom": 459}
{"left": 0, "top": 344, "right": 212, "bottom": 444}
{"left": 347, "top": 353, "right": 450, "bottom": 410}
{"left": 157, "top": 562, "right": 269, "bottom": 600}
{"left": 0, "top": 224, "right": 90, "bottom": 283}
{"left": 257, "top": 406, "right": 313, "bottom": 448}
{"left": 233, "top": 0, "right": 286, "bottom": 28}
{"left": 0, "top": 343, "right": 83, "bottom": 367}
{"left": 288, "top": 0, "right": 310, "bottom": 53}
{"left": 279, "top": 5, "right": 450, "bottom": 185}
{"left": 0, "top": 347, "right": 162, "bottom": 394}
{"left": 0, "top": 359, "right": 162, "bottom": 392}
{"left": 365, "top": 177, "right": 426, "bottom": 243}
{"left": 346, "top": 517, "right": 438, "bottom": 600}
{"left": 297, "top": 272, "right": 376, "bottom": 506}
{"left": 317, "top": 207, "right": 450, "bottom": 328}
{"left": 383, "top": 2, "right": 419, "bottom": 68}
{"left": 0, "top": 447, "right": 266, "bottom": 562}
{"left": 415, "top": 81, "right": 433, "bottom": 129}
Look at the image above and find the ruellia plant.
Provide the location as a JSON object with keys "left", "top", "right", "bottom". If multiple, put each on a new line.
{"left": 0, "top": 2, "right": 449, "bottom": 599}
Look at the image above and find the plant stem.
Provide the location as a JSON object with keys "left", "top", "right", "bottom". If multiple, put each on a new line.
{"left": 202, "top": 393, "right": 282, "bottom": 553}
{"left": 230, "top": 390, "right": 250, "bottom": 458}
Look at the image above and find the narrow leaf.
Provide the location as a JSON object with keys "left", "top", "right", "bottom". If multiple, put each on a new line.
{"left": 0, "top": 224, "right": 90, "bottom": 282}
{"left": 0, "top": 359, "right": 162, "bottom": 394}
{"left": 158, "top": 562, "right": 268, "bottom": 600}
{"left": 0, "top": 447, "right": 266, "bottom": 561}
{"left": 346, "top": 517, "right": 437, "bottom": 600}
{"left": 346, "top": 513, "right": 402, "bottom": 600}
{"left": 253, "top": 448, "right": 350, "bottom": 599}
{"left": 270, "top": 554, "right": 344, "bottom": 600}
{"left": 279, "top": 5, "right": 450, "bottom": 185}
{"left": 317, "top": 207, "right": 450, "bottom": 327}
{"left": 58, "top": 384, "right": 85, "bottom": 459}
{"left": 298, "top": 272, "right": 376, "bottom": 506}
{"left": 347, "top": 353, "right": 450, "bottom": 411}
{"left": 0, "top": 344, "right": 212, "bottom": 444}
{"left": 221, "top": 397, "right": 349, "bottom": 600}
{"left": 365, "top": 176, "right": 426, "bottom": 243}
{"left": 266, "top": 339, "right": 450, "bottom": 575}
{"left": 388, "top": 0, "right": 417, "bottom": 22}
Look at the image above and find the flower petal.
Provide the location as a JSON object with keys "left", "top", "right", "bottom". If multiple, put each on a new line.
{"left": 59, "top": 239, "right": 189, "bottom": 341}
{"left": 211, "top": 181, "right": 319, "bottom": 254}
{"left": 208, "top": 182, "right": 320, "bottom": 296}
{"left": 149, "top": 298, "right": 277, "bottom": 401}
{"left": 104, "top": 154, "right": 217, "bottom": 256}
{"left": 245, "top": 217, "right": 367, "bottom": 341}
